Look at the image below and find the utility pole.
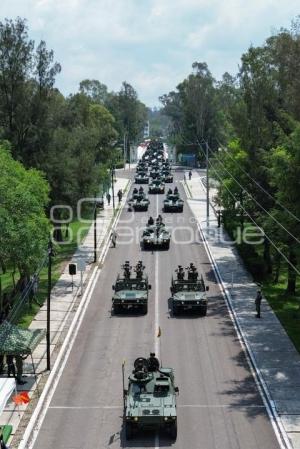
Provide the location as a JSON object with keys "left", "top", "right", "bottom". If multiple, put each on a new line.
{"left": 206, "top": 141, "right": 210, "bottom": 224}
{"left": 123, "top": 132, "right": 127, "bottom": 169}
{"left": 47, "top": 238, "right": 54, "bottom": 371}
{"left": 111, "top": 166, "right": 115, "bottom": 211}
{"left": 93, "top": 203, "right": 97, "bottom": 263}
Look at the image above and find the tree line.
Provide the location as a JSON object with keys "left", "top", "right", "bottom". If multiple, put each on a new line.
{"left": 0, "top": 18, "right": 147, "bottom": 295}
{"left": 161, "top": 18, "right": 300, "bottom": 294}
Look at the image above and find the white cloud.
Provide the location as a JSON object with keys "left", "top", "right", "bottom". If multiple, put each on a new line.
{"left": 0, "top": 0, "right": 300, "bottom": 106}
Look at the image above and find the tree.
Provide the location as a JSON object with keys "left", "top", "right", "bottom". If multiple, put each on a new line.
{"left": 0, "top": 143, "right": 50, "bottom": 284}
{"left": 79, "top": 79, "right": 108, "bottom": 104}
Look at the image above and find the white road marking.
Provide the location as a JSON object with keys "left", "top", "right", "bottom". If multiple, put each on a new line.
{"left": 48, "top": 404, "right": 266, "bottom": 410}
{"left": 155, "top": 194, "right": 160, "bottom": 449}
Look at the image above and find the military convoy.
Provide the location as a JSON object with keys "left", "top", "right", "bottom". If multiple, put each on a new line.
{"left": 141, "top": 217, "right": 171, "bottom": 250}
{"left": 112, "top": 262, "right": 151, "bottom": 314}
{"left": 123, "top": 355, "right": 179, "bottom": 439}
{"left": 170, "top": 264, "right": 209, "bottom": 315}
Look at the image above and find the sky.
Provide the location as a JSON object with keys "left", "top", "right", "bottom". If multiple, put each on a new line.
{"left": 1, "top": 0, "right": 300, "bottom": 107}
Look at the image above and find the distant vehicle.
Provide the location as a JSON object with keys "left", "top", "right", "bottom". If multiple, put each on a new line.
{"left": 123, "top": 356, "right": 178, "bottom": 439}
{"left": 112, "top": 262, "right": 151, "bottom": 314}
{"left": 163, "top": 194, "right": 184, "bottom": 212}
{"left": 170, "top": 265, "right": 209, "bottom": 315}
{"left": 141, "top": 221, "right": 170, "bottom": 250}
{"left": 134, "top": 172, "right": 149, "bottom": 184}
{"left": 148, "top": 179, "right": 165, "bottom": 194}
{"left": 161, "top": 170, "right": 173, "bottom": 183}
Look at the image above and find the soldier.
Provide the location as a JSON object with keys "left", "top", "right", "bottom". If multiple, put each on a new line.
{"left": 117, "top": 189, "right": 123, "bottom": 203}
{"left": 110, "top": 230, "right": 117, "bottom": 248}
{"left": 135, "top": 261, "right": 145, "bottom": 279}
{"left": 148, "top": 216, "right": 154, "bottom": 226}
{"left": 189, "top": 170, "right": 192, "bottom": 180}
{"left": 133, "top": 187, "right": 138, "bottom": 194}
{"left": 123, "top": 261, "right": 132, "bottom": 279}
{"left": 148, "top": 353, "right": 160, "bottom": 372}
{"left": 139, "top": 186, "right": 144, "bottom": 194}
{"left": 174, "top": 186, "right": 178, "bottom": 195}
{"left": 255, "top": 289, "right": 262, "bottom": 318}
{"left": 167, "top": 188, "right": 172, "bottom": 195}
{"left": 187, "top": 263, "right": 198, "bottom": 281}
{"left": 175, "top": 265, "right": 184, "bottom": 280}
{"left": 156, "top": 215, "right": 163, "bottom": 226}
{"left": 106, "top": 192, "right": 111, "bottom": 206}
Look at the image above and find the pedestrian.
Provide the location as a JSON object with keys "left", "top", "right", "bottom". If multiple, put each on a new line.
{"left": 6, "top": 354, "right": 15, "bottom": 378}
{"left": 106, "top": 192, "right": 111, "bottom": 206}
{"left": 15, "top": 354, "right": 27, "bottom": 385}
{"left": 117, "top": 189, "right": 123, "bottom": 204}
{"left": 255, "top": 289, "right": 262, "bottom": 318}
{"left": 189, "top": 170, "right": 192, "bottom": 180}
{"left": 110, "top": 230, "right": 117, "bottom": 248}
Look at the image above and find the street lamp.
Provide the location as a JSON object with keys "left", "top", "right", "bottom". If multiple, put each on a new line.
{"left": 47, "top": 237, "right": 54, "bottom": 371}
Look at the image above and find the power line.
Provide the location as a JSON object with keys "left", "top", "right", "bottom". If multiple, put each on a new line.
{"left": 198, "top": 145, "right": 300, "bottom": 277}
{"left": 215, "top": 138, "right": 300, "bottom": 225}
{"left": 206, "top": 144, "right": 300, "bottom": 246}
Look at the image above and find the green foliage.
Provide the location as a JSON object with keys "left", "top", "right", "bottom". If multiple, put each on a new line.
{"left": 0, "top": 144, "right": 50, "bottom": 277}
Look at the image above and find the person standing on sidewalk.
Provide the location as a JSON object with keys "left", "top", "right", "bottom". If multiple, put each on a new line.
{"left": 110, "top": 230, "right": 117, "bottom": 248}
{"left": 106, "top": 192, "right": 111, "bottom": 206}
{"left": 189, "top": 170, "right": 192, "bottom": 180}
{"left": 117, "top": 189, "right": 123, "bottom": 204}
{"left": 255, "top": 289, "right": 262, "bottom": 318}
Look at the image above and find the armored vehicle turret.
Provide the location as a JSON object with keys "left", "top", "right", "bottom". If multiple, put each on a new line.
{"left": 112, "top": 262, "right": 151, "bottom": 314}
{"left": 123, "top": 355, "right": 178, "bottom": 439}
{"left": 170, "top": 264, "right": 209, "bottom": 315}
{"left": 141, "top": 219, "right": 170, "bottom": 250}
{"left": 163, "top": 194, "right": 184, "bottom": 212}
{"left": 148, "top": 178, "right": 165, "bottom": 194}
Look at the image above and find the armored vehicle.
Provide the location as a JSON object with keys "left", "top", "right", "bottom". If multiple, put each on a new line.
{"left": 148, "top": 179, "right": 165, "bottom": 194}
{"left": 149, "top": 168, "right": 161, "bottom": 179}
{"left": 112, "top": 262, "right": 151, "bottom": 314}
{"left": 123, "top": 355, "right": 178, "bottom": 439}
{"left": 161, "top": 170, "right": 173, "bottom": 183}
{"left": 163, "top": 194, "right": 184, "bottom": 212}
{"left": 141, "top": 220, "right": 171, "bottom": 250}
{"left": 170, "top": 264, "right": 209, "bottom": 315}
{"left": 128, "top": 189, "right": 150, "bottom": 211}
{"left": 135, "top": 172, "right": 149, "bottom": 184}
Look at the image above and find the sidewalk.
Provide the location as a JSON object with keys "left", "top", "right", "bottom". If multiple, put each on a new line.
{"left": 1, "top": 177, "right": 130, "bottom": 448}
{"left": 184, "top": 170, "right": 300, "bottom": 449}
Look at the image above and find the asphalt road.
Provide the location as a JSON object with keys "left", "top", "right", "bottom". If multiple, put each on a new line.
{"left": 31, "top": 170, "right": 281, "bottom": 449}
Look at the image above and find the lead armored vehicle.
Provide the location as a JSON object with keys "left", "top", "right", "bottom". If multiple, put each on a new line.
{"left": 141, "top": 219, "right": 170, "bottom": 250}
{"left": 170, "top": 264, "right": 209, "bottom": 315}
{"left": 148, "top": 178, "right": 165, "bottom": 194}
{"left": 123, "top": 355, "right": 178, "bottom": 439}
{"left": 112, "top": 262, "right": 151, "bottom": 314}
{"left": 163, "top": 194, "right": 184, "bottom": 212}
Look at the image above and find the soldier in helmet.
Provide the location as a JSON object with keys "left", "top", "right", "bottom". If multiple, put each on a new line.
{"left": 148, "top": 216, "right": 154, "bottom": 226}
{"left": 156, "top": 215, "right": 163, "bottom": 226}
{"left": 148, "top": 353, "right": 160, "bottom": 372}
{"left": 139, "top": 186, "right": 144, "bottom": 194}
{"left": 135, "top": 261, "right": 145, "bottom": 279}
{"left": 133, "top": 187, "right": 138, "bottom": 194}
{"left": 174, "top": 186, "right": 178, "bottom": 195}
{"left": 175, "top": 265, "right": 185, "bottom": 280}
{"left": 186, "top": 263, "right": 198, "bottom": 281}
{"left": 167, "top": 188, "right": 172, "bottom": 195}
{"left": 122, "top": 261, "right": 132, "bottom": 279}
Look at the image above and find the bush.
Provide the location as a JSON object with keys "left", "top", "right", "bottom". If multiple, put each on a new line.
{"left": 237, "top": 243, "right": 267, "bottom": 281}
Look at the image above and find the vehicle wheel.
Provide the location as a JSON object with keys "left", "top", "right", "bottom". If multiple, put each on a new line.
{"left": 114, "top": 305, "right": 121, "bottom": 314}
{"left": 125, "top": 422, "right": 133, "bottom": 440}
{"left": 165, "top": 241, "right": 170, "bottom": 250}
{"left": 201, "top": 307, "right": 207, "bottom": 317}
{"left": 142, "top": 304, "right": 148, "bottom": 314}
{"left": 173, "top": 305, "right": 178, "bottom": 316}
{"left": 169, "top": 423, "right": 177, "bottom": 440}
